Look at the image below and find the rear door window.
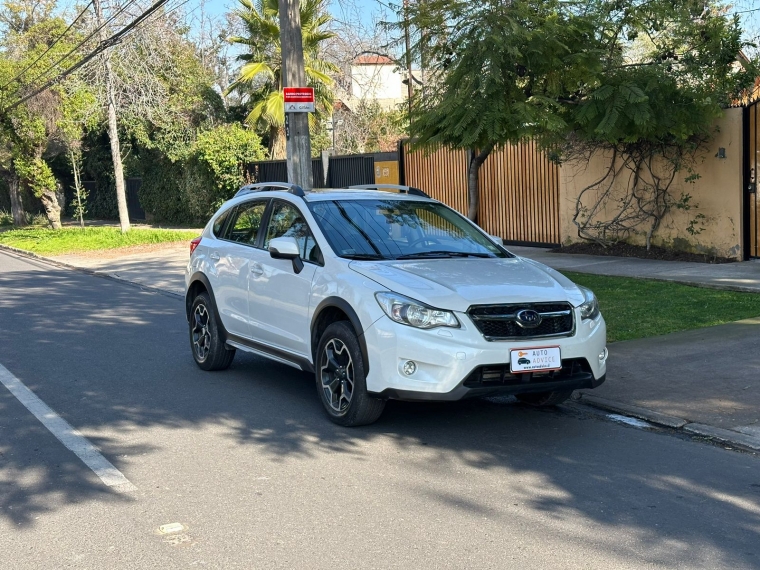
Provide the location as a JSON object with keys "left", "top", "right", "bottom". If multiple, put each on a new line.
{"left": 224, "top": 200, "right": 269, "bottom": 246}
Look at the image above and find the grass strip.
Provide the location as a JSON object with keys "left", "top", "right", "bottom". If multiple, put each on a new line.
{"left": 0, "top": 227, "right": 199, "bottom": 256}
{"left": 563, "top": 271, "right": 760, "bottom": 342}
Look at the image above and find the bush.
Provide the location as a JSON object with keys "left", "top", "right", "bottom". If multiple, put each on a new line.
{"left": 138, "top": 124, "right": 266, "bottom": 225}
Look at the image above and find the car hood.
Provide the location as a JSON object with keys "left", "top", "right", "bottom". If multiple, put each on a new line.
{"left": 349, "top": 256, "right": 585, "bottom": 312}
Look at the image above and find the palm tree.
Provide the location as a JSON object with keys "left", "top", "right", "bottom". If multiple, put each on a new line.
{"left": 227, "top": 0, "right": 337, "bottom": 159}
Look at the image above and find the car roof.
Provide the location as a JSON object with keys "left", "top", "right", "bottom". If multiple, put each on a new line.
{"left": 228, "top": 187, "right": 436, "bottom": 204}
{"left": 302, "top": 188, "right": 435, "bottom": 202}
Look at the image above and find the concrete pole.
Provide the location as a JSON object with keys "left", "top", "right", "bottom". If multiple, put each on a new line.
{"left": 279, "top": 0, "right": 313, "bottom": 190}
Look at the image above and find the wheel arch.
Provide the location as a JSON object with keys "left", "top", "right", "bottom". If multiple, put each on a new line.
{"left": 311, "top": 297, "right": 370, "bottom": 373}
{"left": 186, "top": 272, "right": 229, "bottom": 344}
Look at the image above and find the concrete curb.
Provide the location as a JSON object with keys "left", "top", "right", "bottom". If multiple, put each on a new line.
{"left": 580, "top": 395, "right": 688, "bottom": 428}
{"left": 0, "top": 244, "right": 183, "bottom": 300}
{"left": 579, "top": 393, "right": 760, "bottom": 453}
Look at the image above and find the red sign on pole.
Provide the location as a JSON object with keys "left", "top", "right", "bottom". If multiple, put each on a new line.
{"left": 283, "top": 87, "right": 315, "bottom": 113}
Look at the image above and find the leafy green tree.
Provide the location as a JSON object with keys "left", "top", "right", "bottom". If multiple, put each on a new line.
{"left": 0, "top": 1, "right": 96, "bottom": 228}
{"left": 565, "top": 0, "right": 758, "bottom": 248}
{"left": 400, "top": 0, "right": 603, "bottom": 220}
{"left": 227, "top": 0, "right": 338, "bottom": 159}
{"left": 400, "top": 0, "right": 757, "bottom": 224}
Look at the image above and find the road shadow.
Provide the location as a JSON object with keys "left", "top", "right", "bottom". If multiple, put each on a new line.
{"left": 0, "top": 259, "right": 759, "bottom": 567}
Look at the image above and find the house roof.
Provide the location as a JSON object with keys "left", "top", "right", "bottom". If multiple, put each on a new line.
{"left": 353, "top": 54, "right": 394, "bottom": 65}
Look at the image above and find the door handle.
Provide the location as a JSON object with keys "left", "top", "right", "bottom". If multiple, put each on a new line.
{"left": 250, "top": 262, "right": 264, "bottom": 276}
{"left": 209, "top": 252, "right": 220, "bottom": 261}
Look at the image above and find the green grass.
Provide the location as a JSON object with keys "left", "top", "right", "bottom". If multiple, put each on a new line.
{"left": 564, "top": 272, "right": 760, "bottom": 342}
{"left": 0, "top": 227, "right": 199, "bottom": 255}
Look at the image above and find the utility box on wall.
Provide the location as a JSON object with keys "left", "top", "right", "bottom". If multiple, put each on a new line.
{"left": 374, "top": 161, "right": 399, "bottom": 185}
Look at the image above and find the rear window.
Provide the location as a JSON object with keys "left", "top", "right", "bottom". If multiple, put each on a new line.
{"left": 212, "top": 209, "right": 231, "bottom": 237}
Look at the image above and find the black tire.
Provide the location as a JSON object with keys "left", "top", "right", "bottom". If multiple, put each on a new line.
{"left": 189, "top": 292, "right": 235, "bottom": 371}
{"left": 315, "top": 321, "right": 385, "bottom": 426}
{"left": 516, "top": 390, "right": 573, "bottom": 407}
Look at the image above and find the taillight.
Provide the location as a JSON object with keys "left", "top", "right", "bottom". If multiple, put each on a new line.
{"left": 190, "top": 236, "right": 202, "bottom": 255}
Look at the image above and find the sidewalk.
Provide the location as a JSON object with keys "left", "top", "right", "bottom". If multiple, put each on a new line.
{"left": 508, "top": 246, "right": 760, "bottom": 292}
{"left": 4, "top": 241, "right": 760, "bottom": 451}
{"left": 50, "top": 242, "right": 189, "bottom": 296}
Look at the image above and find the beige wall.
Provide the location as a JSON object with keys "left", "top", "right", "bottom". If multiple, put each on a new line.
{"left": 559, "top": 108, "right": 744, "bottom": 259}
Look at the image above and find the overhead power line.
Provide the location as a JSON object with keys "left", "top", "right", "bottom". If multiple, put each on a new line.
{"left": 0, "top": 1, "right": 95, "bottom": 91}
{"left": 18, "top": 0, "right": 140, "bottom": 93}
{"left": 4, "top": 0, "right": 173, "bottom": 112}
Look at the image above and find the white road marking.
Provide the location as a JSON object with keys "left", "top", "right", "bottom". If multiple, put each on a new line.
{"left": 0, "top": 363, "right": 137, "bottom": 492}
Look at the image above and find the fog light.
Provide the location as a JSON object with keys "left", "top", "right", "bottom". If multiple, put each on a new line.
{"left": 402, "top": 361, "right": 417, "bottom": 376}
{"left": 599, "top": 348, "right": 608, "bottom": 362}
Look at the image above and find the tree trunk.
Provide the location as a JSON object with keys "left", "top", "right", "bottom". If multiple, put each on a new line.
{"left": 38, "top": 188, "right": 62, "bottom": 229}
{"left": 94, "top": 0, "right": 130, "bottom": 233}
{"left": 270, "top": 125, "right": 287, "bottom": 160}
{"left": 467, "top": 144, "right": 494, "bottom": 222}
{"left": 8, "top": 172, "right": 25, "bottom": 226}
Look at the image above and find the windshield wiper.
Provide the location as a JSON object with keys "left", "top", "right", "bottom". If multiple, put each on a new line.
{"left": 341, "top": 253, "right": 388, "bottom": 260}
{"left": 395, "top": 251, "right": 493, "bottom": 260}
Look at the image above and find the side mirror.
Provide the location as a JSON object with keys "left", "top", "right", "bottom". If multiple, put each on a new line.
{"left": 489, "top": 234, "right": 504, "bottom": 246}
{"left": 268, "top": 236, "right": 304, "bottom": 274}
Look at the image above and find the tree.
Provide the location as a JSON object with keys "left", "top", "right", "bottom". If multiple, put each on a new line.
{"left": 564, "top": 0, "right": 758, "bottom": 249}
{"left": 227, "top": 0, "right": 337, "bottom": 159}
{"left": 399, "top": 0, "right": 603, "bottom": 221}
{"left": 0, "top": 0, "right": 96, "bottom": 228}
{"left": 92, "top": 0, "right": 130, "bottom": 232}
{"left": 399, "top": 0, "right": 757, "bottom": 229}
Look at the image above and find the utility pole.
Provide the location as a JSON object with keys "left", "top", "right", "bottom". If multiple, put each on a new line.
{"left": 403, "top": 0, "right": 414, "bottom": 125}
{"left": 279, "top": 0, "right": 313, "bottom": 190}
{"left": 93, "top": 0, "right": 130, "bottom": 232}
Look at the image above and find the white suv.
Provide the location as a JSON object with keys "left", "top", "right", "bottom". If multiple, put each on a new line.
{"left": 185, "top": 183, "right": 607, "bottom": 426}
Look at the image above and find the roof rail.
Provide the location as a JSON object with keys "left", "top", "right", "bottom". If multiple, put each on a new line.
{"left": 235, "top": 182, "right": 306, "bottom": 198}
{"left": 347, "top": 184, "right": 429, "bottom": 198}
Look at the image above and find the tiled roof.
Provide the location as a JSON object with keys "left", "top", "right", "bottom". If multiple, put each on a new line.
{"left": 353, "top": 55, "right": 394, "bottom": 65}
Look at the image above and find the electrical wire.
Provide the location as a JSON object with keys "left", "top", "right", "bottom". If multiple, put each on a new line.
{"left": 18, "top": 0, "right": 140, "bottom": 92}
{"left": 4, "top": 0, "right": 173, "bottom": 112}
{"left": 0, "top": 0, "right": 95, "bottom": 90}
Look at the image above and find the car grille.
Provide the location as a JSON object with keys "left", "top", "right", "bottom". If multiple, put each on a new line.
{"left": 463, "top": 358, "right": 592, "bottom": 388}
{"left": 467, "top": 302, "right": 574, "bottom": 340}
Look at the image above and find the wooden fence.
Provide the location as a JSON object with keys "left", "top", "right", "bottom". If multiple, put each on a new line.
{"left": 403, "top": 141, "right": 561, "bottom": 245}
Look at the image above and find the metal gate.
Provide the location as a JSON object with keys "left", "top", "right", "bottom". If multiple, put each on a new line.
{"left": 327, "top": 154, "right": 375, "bottom": 188}
{"left": 746, "top": 100, "right": 760, "bottom": 259}
{"left": 248, "top": 159, "right": 325, "bottom": 186}
{"left": 126, "top": 178, "right": 145, "bottom": 220}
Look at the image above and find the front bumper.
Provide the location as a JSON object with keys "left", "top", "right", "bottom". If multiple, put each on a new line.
{"left": 364, "top": 309, "right": 607, "bottom": 401}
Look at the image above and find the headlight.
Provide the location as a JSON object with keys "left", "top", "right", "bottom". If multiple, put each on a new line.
{"left": 375, "top": 292, "right": 460, "bottom": 329}
{"left": 578, "top": 286, "right": 600, "bottom": 320}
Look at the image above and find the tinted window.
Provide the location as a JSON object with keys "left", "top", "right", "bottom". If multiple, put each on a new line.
{"left": 212, "top": 209, "right": 231, "bottom": 237}
{"left": 264, "top": 202, "right": 321, "bottom": 263}
{"left": 226, "top": 201, "right": 268, "bottom": 245}
{"left": 307, "top": 199, "right": 508, "bottom": 260}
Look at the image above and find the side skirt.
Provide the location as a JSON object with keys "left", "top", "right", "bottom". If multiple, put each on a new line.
{"left": 225, "top": 335, "right": 315, "bottom": 374}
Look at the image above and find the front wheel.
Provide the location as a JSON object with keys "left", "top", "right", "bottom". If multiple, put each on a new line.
{"left": 516, "top": 390, "right": 573, "bottom": 407}
{"left": 315, "top": 321, "right": 385, "bottom": 426}
{"left": 190, "top": 292, "right": 235, "bottom": 371}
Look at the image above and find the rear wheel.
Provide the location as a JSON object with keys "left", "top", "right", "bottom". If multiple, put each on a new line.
{"left": 516, "top": 390, "right": 573, "bottom": 407}
{"left": 190, "top": 292, "right": 235, "bottom": 371}
{"left": 316, "top": 321, "right": 385, "bottom": 426}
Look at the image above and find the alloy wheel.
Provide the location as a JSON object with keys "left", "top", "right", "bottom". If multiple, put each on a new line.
{"left": 192, "top": 303, "right": 211, "bottom": 362}
{"left": 320, "top": 338, "right": 354, "bottom": 413}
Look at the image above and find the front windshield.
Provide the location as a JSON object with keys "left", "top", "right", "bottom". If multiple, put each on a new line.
{"left": 307, "top": 199, "right": 510, "bottom": 260}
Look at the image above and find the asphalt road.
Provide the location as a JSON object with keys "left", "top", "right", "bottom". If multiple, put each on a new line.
{"left": 1, "top": 250, "right": 759, "bottom": 570}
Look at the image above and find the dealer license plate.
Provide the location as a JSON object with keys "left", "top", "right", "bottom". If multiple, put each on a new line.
{"left": 510, "top": 346, "right": 562, "bottom": 373}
